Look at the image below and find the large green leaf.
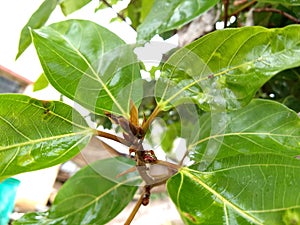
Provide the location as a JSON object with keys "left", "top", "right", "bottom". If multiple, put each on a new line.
{"left": 14, "top": 157, "right": 141, "bottom": 225}
{"left": 16, "top": 0, "right": 58, "bottom": 59}
{"left": 167, "top": 99, "right": 300, "bottom": 223}
{"left": 190, "top": 99, "right": 300, "bottom": 167}
{"left": 156, "top": 25, "right": 300, "bottom": 111}
{"left": 168, "top": 156, "right": 300, "bottom": 225}
{"left": 171, "top": 99, "right": 300, "bottom": 223}
{"left": 137, "top": 0, "right": 219, "bottom": 43}
{"left": 0, "top": 94, "right": 93, "bottom": 179}
{"left": 59, "top": 0, "right": 92, "bottom": 16}
{"left": 31, "top": 19, "right": 142, "bottom": 117}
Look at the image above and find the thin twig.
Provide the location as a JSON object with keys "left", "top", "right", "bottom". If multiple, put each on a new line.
{"left": 124, "top": 189, "right": 145, "bottom": 225}
{"left": 100, "top": 0, "right": 126, "bottom": 21}
{"left": 254, "top": 8, "right": 300, "bottom": 24}
{"left": 179, "top": 150, "right": 189, "bottom": 166}
{"left": 228, "top": 0, "right": 257, "bottom": 17}
{"left": 222, "top": 0, "right": 230, "bottom": 28}
{"left": 96, "top": 130, "right": 131, "bottom": 147}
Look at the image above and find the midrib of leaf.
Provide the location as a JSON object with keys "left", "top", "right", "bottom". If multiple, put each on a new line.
{"left": 181, "top": 168, "right": 264, "bottom": 225}
{"left": 46, "top": 134, "right": 90, "bottom": 165}
{"left": 0, "top": 129, "right": 92, "bottom": 152}
{"left": 186, "top": 164, "right": 300, "bottom": 214}
{"left": 246, "top": 206, "right": 300, "bottom": 213}
{"left": 34, "top": 28, "right": 128, "bottom": 117}
{"left": 0, "top": 133, "right": 90, "bottom": 177}
{"left": 0, "top": 99, "right": 93, "bottom": 151}
{"left": 50, "top": 175, "right": 140, "bottom": 222}
{"left": 188, "top": 131, "right": 299, "bottom": 150}
{"left": 195, "top": 162, "right": 300, "bottom": 174}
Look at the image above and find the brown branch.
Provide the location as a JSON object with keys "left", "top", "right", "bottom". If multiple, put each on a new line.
{"left": 124, "top": 188, "right": 145, "bottom": 225}
{"left": 254, "top": 8, "right": 300, "bottom": 24}
{"left": 96, "top": 130, "right": 131, "bottom": 147}
{"left": 222, "top": 0, "right": 230, "bottom": 28}
{"left": 228, "top": 0, "right": 257, "bottom": 17}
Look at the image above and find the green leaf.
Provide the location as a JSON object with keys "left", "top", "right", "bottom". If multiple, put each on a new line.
{"left": 140, "top": 0, "right": 155, "bottom": 22}
{"left": 16, "top": 0, "right": 58, "bottom": 59}
{"left": 60, "top": 0, "right": 92, "bottom": 16}
{"left": 126, "top": 0, "right": 154, "bottom": 29}
{"left": 156, "top": 25, "right": 300, "bottom": 111}
{"left": 33, "top": 73, "right": 49, "bottom": 92}
{"left": 168, "top": 155, "right": 300, "bottom": 225}
{"left": 137, "top": 0, "right": 219, "bottom": 43}
{"left": 14, "top": 157, "right": 141, "bottom": 225}
{"left": 161, "top": 123, "right": 180, "bottom": 152}
{"left": 190, "top": 99, "right": 300, "bottom": 168}
{"left": 31, "top": 19, "right": 142, "bottom": 117}
{"left": 257, "top": 0, "right": 300, "bottom": 5}
{"left": 0, "top": 94, "right": 93, "bottom": 179}
{"left": 127, "top": 0, "right": 143, "bottom": 29}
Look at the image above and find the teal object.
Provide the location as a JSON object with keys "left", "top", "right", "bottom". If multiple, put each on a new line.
{"left": 0, "top": 178, "right": 20, "bottom": 225}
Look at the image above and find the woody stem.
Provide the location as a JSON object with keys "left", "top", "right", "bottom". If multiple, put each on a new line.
{"left": 96, "top": 130, "right": 131, "bottom": 147}
{"left": 124, "top": 189, "right": 145, "bottom": 225}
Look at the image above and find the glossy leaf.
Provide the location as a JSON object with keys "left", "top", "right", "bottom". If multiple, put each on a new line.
{"left": 16, "top": 0, "right": 58, "bottom": 59}
{"left": 168, "top": 155, "right": 300, "bottom": 225}
{"left": 33, "top": 73, "right": 49, "bottom": 92}
{"left": 14, "top": 157, "right": 141, "bottom": 225}
{"left": 190, "top": 99, "right": 300, "bottom": 166}
{"left": 257, "top": 0, "right": 300, "bottom": 5}
{"left": 168, "top": 94, "right": 300, "bottom": 224}
{"left": 137, "top": 0, "right": 219, "bottom": 43}
{"left": 156, "top": 25, "right": 300, "bottom": 111}
{"left": 31, "top": 19, "right": 142, "bottom": 117}
{"left": 60, "top": 0, "right": 92, "bottom": 16}
{"left": 0, "top": 94, "right": 93, "bottom": 179}
{"left": 140, "top": 0, "right": 155, "bottom": 23}
{"left": 127, "top": 0, "right": 143, "bottom": 29}
{"left": 126, "top": 0, "right": 154, "bottom": 29}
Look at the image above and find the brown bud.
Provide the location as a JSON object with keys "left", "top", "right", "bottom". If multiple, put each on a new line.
{"left": 142, "top": 197, "right": 150, "bottom": 206}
